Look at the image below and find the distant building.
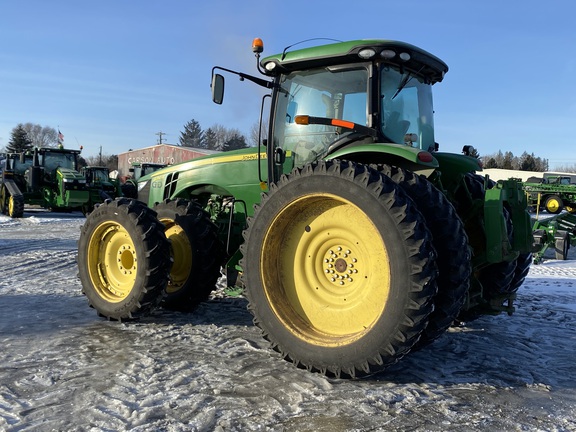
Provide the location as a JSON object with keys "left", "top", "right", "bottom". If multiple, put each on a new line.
{"left": 483, "top": 168, "right": 576, "bottom": 183}
{"left": 117, "top": 144, "right": 219, "bottom": 177}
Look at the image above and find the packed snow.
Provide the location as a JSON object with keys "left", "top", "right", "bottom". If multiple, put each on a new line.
{"left": 1, "top": 209, "right": 575, "bottom": 431}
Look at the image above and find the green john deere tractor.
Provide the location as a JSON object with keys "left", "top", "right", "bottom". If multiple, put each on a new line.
{"left": 80, "top": 166, "right": 122, "bottom": 215}
{"left": 1, "top": 146, "right": 89, "bottom": 217}
{"left": 77, "top": 38, "right": 535, "bottom": 377}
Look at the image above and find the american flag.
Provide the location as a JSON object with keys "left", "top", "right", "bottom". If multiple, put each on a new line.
{"left": 58, "top": 129, "right": 64, "bottom": 144}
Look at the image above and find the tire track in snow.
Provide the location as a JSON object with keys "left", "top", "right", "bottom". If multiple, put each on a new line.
{"left": 2, "top": 214, "right": 576, "bottom": 431}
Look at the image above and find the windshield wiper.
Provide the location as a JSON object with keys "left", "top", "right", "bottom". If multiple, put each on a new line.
{"left": 391, "top": 66, "right": 425, "bottom": 100}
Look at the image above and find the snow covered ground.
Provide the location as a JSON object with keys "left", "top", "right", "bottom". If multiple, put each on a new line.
{"left": 1, "top": 209, "right": 575, "bottom": 432}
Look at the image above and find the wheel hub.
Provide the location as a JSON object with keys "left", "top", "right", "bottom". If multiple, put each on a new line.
{"left": 323, "top": 246, "right": 358, "bottom": 286}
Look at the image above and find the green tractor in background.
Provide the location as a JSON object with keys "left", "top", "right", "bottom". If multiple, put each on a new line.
{"left": 119, "top": 162, "right": 167, "bottom": 198}
{"left": 80, "top": 166, "right": 122, "bottom": 215}
{"left": 1, "top": 146, "right": 89, "bottom": 217}
{"left": 77, "top": 38, "right": 535, "bottom": 377}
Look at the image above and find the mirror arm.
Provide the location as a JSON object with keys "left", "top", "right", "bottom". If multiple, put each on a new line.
{"left": 211, "top": 66, "right": 275, "bottom": 89}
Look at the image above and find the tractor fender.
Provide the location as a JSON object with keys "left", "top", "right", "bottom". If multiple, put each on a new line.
{"left": 432, "top": 152, "right": 482, "bottom": 183}
{"left": 2, "top": 178, "right": 23, "bottom": 198}
{"left": 328, "top": 143, "right": 438, "bottom": 175}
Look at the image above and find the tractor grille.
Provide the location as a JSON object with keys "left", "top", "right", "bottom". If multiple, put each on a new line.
{"left": 63, "top": 179, "right": 88, "bottom": 192}
{"left": 163, "top": 172, "right": 179, "bottom": 200}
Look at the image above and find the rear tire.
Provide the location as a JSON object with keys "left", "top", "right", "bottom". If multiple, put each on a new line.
{"left": 1, "top": 186, "right": 24, "bottom": 218}
{"left": 380, "top": 165, "right": 471, "bottom": 347}
{"left": 77, "top": 198, "right": 171, "bottom": 320}
{"left": 509, "top": 252, "right": 532, "bottom": 292}
{"left": 241, "top": 160, "right": 438, "bottom": 377}
{"left": 8, "top": 193, "right": 24, "bottom": 218}
{"left": 455, "top": 173, "right": 517, "bottom": 319}
{"left": 154, "top": 199, "right": 224, "bottom": 310}
{"left": 0, "top": 185, "right": 7, "bottom": 214}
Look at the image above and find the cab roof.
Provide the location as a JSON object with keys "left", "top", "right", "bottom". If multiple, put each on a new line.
{"left": 261, "top": 39, "right": 448, "bottom": 84}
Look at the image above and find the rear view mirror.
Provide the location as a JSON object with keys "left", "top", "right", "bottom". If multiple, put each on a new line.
{"left": 211, "top": 74, "right": 225, "bottom": 104}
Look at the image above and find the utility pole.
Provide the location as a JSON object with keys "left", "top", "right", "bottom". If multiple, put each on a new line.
{"left": 156, "top": 131, "right": 167, "bottom": 145}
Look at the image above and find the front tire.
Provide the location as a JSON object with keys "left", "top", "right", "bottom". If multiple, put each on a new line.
{"left": 241, "top": 160, "right": 438, "bottom": 377}
{"left": 154, "top": 199, "right": 224, "bottom": 310}
{"left": 2, "top": 186, "right": 24, "bottom": 218}
{"left": 77, "top": 198, "right": 171, "bottom": 320}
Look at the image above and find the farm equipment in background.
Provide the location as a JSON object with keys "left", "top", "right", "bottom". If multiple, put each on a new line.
{"left": 120, "top": 162, "right": 167, "bottom": 198}
{"left": 77, "top": 38, "right": 536, "bottom": 377}
{"left": 532, "top": 212, "right": 576, "bottom": 263}
{"left": 0, "top": 147, "right": 89, "bottom": 218}
{"left": 79, "top": 166, "right": 122, "bottom": 215}
{"left": 523, "top": 175, "right": 576, "bottom": 214}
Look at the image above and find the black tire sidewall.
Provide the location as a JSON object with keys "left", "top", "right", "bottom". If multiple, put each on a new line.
{"left": 78, "top": 200, "right": 161, "bottom": 318}
{"left": 244, "top": 165, "right": 426, "bottom": 368}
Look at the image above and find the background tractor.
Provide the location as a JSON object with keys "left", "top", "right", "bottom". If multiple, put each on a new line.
{"left": 78, "top": 38, "right": 535, "bottom": 377}
{"left": 1, "top": 146, "right": 88, "bottom": 217}
{"left": 119, "top": 162, "right": 167, "bottom": 198}
{"left": 80, "top": 166, "right": 122, "bottom": 215}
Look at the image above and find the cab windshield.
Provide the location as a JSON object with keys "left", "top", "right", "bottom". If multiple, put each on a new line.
{"left": 40, "top": 151, "right": 77, "bottom": 171}
{"left": 272, "top": 65, "right": 369, "bottom": 165}
{"left": 92, "top": 169, "right": 109, "bottom": 182}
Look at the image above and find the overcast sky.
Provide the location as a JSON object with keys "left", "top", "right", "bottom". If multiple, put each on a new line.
{"left": 1, "top": 0, "right": 575, "bottom": 168}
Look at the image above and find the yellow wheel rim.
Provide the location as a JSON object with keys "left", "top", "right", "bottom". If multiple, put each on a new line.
{"left": 160, "top": 218, "right": 193, "bottom": 294}
{"left": 87, "top": 221, "right": 138, "bottom": 302}
{"left": 546, "top": 198, "right": 561, "bottom": 213}
{"left": 8, "top": 196, "right": 15, "bottom": 216}
{"left": 566, "top": 206, "right": 576, "bottom": 214}
{"left": 261, "top": 193, "right": 390, "bottom": 347}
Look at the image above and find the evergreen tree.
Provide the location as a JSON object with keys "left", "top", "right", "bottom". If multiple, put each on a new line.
{"left": 502, "top": 151, "right": 514, "bottom": 170}
{"left": 484, "top": 157, "right": 498, "bottom": 169}
{"left": 6, "top": 124, "right": 33, "bottom": 153}
{"left": 179, "top": 119, "right": 205, "bottom": 148}
{"left": 204, "top": 128, "right": 218, "bottom": 150}
{"left": 222, "top": 134, "right": 248, "bottom": 151}
{"left": 481, "top": 150, "right": 548, "bottom": 172}
{"left": 519, "top": 152, "right": 537, "bottom": 171}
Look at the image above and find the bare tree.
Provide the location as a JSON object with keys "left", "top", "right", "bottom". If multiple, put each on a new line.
{"left": 553, "top": 163, "right": 576, "bottom": 173}
{"left": 208, "top": 124, "right": 246, "bottom": 151}
{"left": 249, "top": 120, "right": 268, "bottom": 147}
{"left": 21, "top": 123, "right": 58, "bottom": 148}
{"left": 83, "top": 154, "right": 119, "bottom": 171}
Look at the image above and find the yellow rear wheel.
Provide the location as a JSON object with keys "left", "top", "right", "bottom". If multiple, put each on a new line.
{"left": 243, "top": 160, "right": 438, "bottom": 377}
{"left": 261, "top": 194, "right": 389, "bottom": 345}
